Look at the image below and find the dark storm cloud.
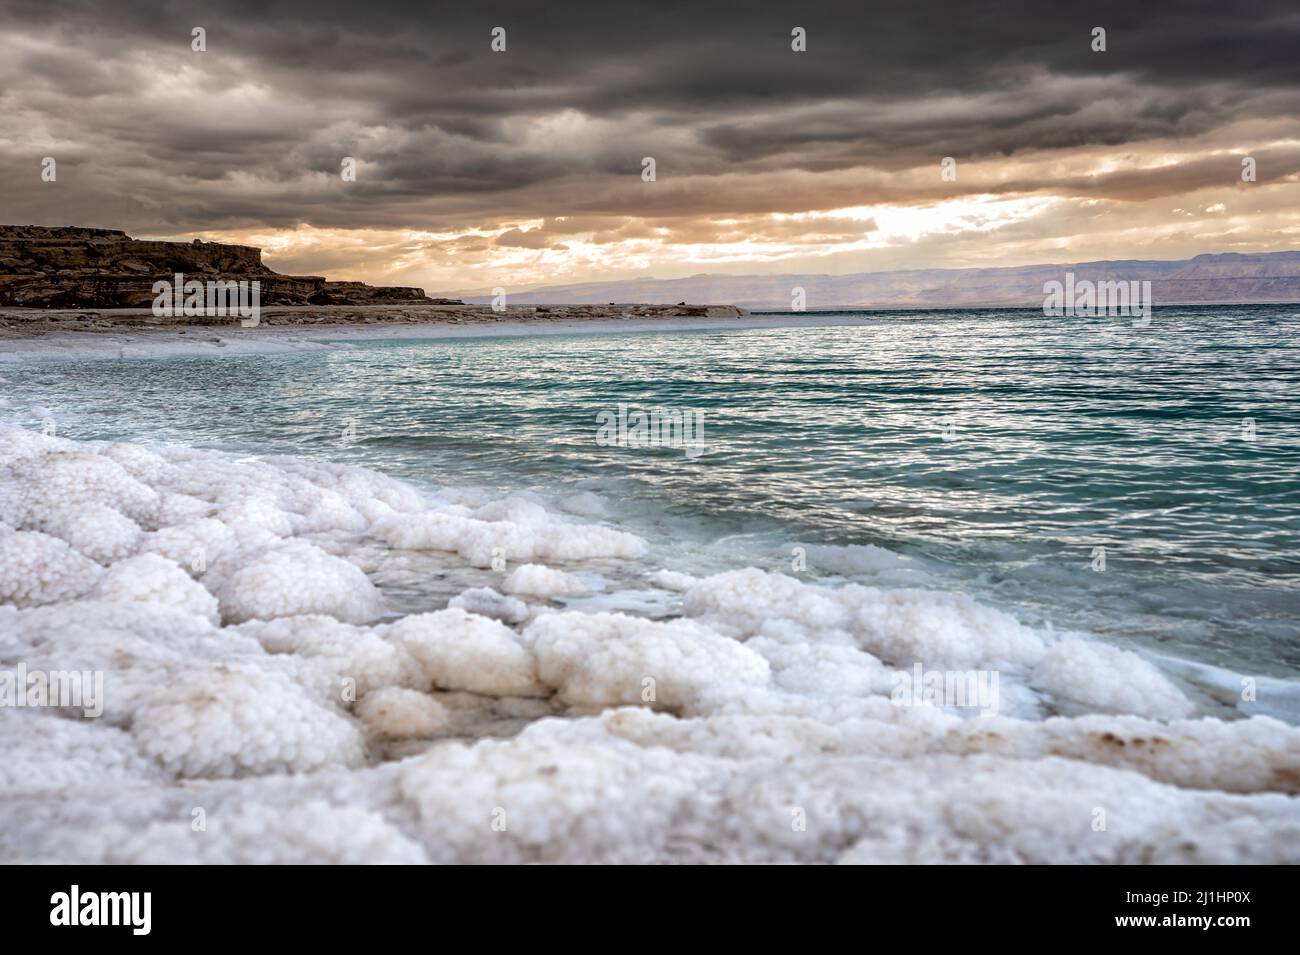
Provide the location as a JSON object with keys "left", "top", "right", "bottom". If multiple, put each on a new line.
{"left": 0, "top": 0, "right": 1297, "bottom": 233}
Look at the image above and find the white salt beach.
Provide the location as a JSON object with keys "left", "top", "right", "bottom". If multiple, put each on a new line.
{"left": 1, "top": 422, "right": 1297, "bottom": 863}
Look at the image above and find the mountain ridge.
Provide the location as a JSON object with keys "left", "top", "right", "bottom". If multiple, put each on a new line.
{"left": 447, "top": 251, "right": 1300, "bottom": 309}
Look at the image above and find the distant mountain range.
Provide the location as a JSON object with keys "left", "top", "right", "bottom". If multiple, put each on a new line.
{"left": 451, "top": 251, "right": 1300, "bottom": 309}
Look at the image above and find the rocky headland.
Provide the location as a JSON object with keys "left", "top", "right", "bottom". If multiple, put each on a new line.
{"left": 0, "top": 225, "right": 747, "bottom": 333}
{"left": 0, "top": 225, "right": 443, "bottom": 308}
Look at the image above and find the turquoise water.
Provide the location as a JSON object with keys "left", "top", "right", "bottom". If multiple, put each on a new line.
{"left": 6, "top": 306, "right": 1299, "bottom": 677}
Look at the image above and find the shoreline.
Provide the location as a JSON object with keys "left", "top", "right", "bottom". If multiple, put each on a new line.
{"left": 3, "top": 420, "right": 1299, "bottom": 863}
{"left": 5, "top": 301, "right": 1297, "bottom": 364}
{"left": 0, "top": 305, "right": 886, "bottom": 363}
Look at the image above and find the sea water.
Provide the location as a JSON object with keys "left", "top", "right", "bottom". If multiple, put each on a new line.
{"left": 7, "top": 306, "right": 1296, "bottom": 679}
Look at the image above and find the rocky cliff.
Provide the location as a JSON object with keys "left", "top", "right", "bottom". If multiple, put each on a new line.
{"left": 0, "top": 225, "right": 444, "bottom": 307}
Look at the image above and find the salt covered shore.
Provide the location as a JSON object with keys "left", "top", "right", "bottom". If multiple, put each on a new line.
{"left": 1, "top": 424, "right": 1297, "bottom": 863}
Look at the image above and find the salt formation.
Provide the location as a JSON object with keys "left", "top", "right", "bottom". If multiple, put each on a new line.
{"left": 502, "top": 563, "right": 589, "bottom": 598}
{"left": 0, "top": 424, "right": 1297, "bottom": 864}
{"left": 356, "top": 688, "right": 449, "bottom": 740}
{"left": 448, "top": 587, "right": 530, "bottom": 624}
{"left": 375, "top": 497, "right": 646, "bottom": 567}
{"left": 525, "top": 612, "right": 771, "bottom": 711}
{"left": 211, "top": 540, "right": 382, "bottom": 625}
{"left": 0, "top": 531, "right": 102, "bottom": 607}
{"left": 94, "top": 553, "right": 220, "bottom": 624}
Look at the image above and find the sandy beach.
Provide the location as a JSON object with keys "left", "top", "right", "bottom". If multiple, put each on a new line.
{"left": 0, "top": 305, "right": 887, "bottom": 363}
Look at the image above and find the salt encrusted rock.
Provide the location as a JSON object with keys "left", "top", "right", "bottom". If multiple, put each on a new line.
{"left": 945, "top": 713, "right": 1300, "bottom": 795}
{"left": 97, "top": 801, "right": 430, "bottom": 865}
{"left": 382, "top": 609, "right": 542, "bottom": 697}
{"left": 682, "top": 568, "right": 1045, "bottom": 668}
{"left": 154, "top": 491, "right": 213, "bottom": 525}
{"left": 0, "top": 709, "right": 168, "bottom": 793}
{"left": 138, "top": 517, "right": 237, "bottom": 576}
{"left": 131, "top": 665, "right": 366, "bottom": 778}
{"left": 1031, "top": 640, "right": 1196, "bottom": 721}
{"left": 502, "top": 563, "right": 589, "bottom": 599}
{"left": 0, "top": 424, "right": 75, "bottom": 464}
{"left": 393, "top": 733, "right": 703, "bottom": 864}
{"left": 747, "top": 637, "right": 895, "bottom": 697}
{"left": 12, "top": 450, "right": 160, "bottom": 528}
{"left": 375, "top": 506, "right": 646, "bottom": 567}
{"left": 98, "top": 441, "right": 173, "bottom": 483}
{"left": 10, "top": 600, "right": 264, "bottom": 725}
{"left": 356, "top": 687, "right": 449, "bottom": 740}
{"left": 525, "top": 611, "right": 772, "bottom": 711}
{"left": 214, "top": 496, "right": 294, "bottom": 543}
{"left": 646, "top": 568, "right": 699, "bottom": 592}
{"left": 0, "top": 530, "right": 103, "bottom": 607}
{"left": 41, "top": 502, "right": 143, "bottom": 564}
{"left": 94, "top": 553, "right": 220, "bottom": 624}
{"left": 211, "top": 539, "right": 383, "bottom": 624}
{"left": 237, "top": 615, "right": 417, "bottom": 698}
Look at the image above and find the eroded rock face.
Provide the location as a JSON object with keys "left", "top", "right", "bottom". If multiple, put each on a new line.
{"left": 0, "top": 225, "right": 439, "bottom": 308}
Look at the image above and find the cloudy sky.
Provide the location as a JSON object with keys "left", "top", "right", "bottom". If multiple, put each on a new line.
{"left": 2, "top": 0, "right": 1298, "bottom": 293}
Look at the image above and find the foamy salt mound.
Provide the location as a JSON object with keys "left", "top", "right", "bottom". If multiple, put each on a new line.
{"left": 356, "top": 687, "right": 450, "bottom": 741}
{"left": 1, "top": 425, "right": 1297, "bottom": 864}
{"left": 1031, "top": 640, "right": 1198, "bottom": 721}
{"left": 374, "top": 495, "right": 646, "bottom": 568}
{"left": 211, "top": 540, "right": 382, "bottom": 625}
{"left": 524, "top": 612, "right": 771, "bottom": 711}
{"left": 0, "top": 531, "right": 102, "bottom": 607}
{"left": 503, "top": 563, "right": 589, "bottom": 599}
{"left": 94, "top": 553, "right": 220, "bottom": 625}
{"left": 682, "top": 567, "right": 1048, "bottom": 668}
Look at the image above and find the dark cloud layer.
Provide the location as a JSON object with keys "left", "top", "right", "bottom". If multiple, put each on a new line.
{"left": 0, "top": 0, "right": 1296, "bottom": 282}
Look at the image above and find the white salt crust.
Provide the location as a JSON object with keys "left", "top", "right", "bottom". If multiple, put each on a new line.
{"left": 503, "top": 563, "right": 589, "bottom": 598}
{"left": 0, "top": 425, "right": 1296, "bottom": 864}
